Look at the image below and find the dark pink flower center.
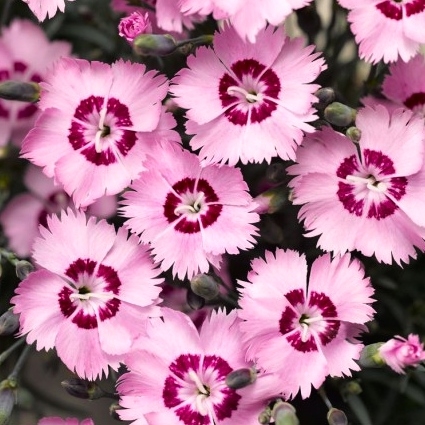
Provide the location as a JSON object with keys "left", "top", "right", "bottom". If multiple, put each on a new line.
{"left": 0, "top": 61, "right": 40, "bottom": 119}
{"left": 376, "top": 0, "right": 425, "bottom": 20}
{"left": 163, "top": 353, "right": 241, "bottom": 425}
{"left": 68, "top": 95, "right": 136, "bottom": 166}
{"left": 218, "top": 58, "right": 281, "bottom": 125}
{"left": 279, "top": 288, "right": 339, "bottom": 352}
{"left": 58, "top": 258, "right": 121, "bottom": 329}
{"left": 404, "top": 92, "right": 425, "bottom": 111}
{"left": 336, "top": 149, "right": 407, "bottom": 220}
{"left": 163, "top": 177, "right": 222, "bottom": 234}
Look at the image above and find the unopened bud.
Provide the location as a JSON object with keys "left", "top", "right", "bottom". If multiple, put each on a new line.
{"left": 314, "top": 87, "right": 335, "bottom": 109}
{"left": 190, "top": 274, "right": 219, "bottom": 301}
{"left": 324, "top": 102, "right": 357, "bottom": 127}
{"left": 327, "top": 408, "right": 348, "bottom": 425}
{"left": 225, "top": 368, "right": 257, "bottom": 389}
{"left": 346, "top": 126, "right": 361, "bottom": 143}
{"left": 272, "top": 401, "right": 299, "bottom": 425}
{"left": 61, "top": 378, "right": 105, "bottom": 400}
{"left": 0, "top": 309, "right": 20, "bottom": 336}
{"left": 0, "top": 379, "right": 17, "bottom": 425}
{"left": 15, "top": 261, "right": 34, "bottom": 280}
{"left": 0, "top": 81, "right": 40, "bottom": 103}
{"left": 258, "top": 407, "right": 272, "bottom": 424}
{"left": 341, "top": 379, "right": 362, "bottom": 398}
{"left": 253, "top": 185, "right": 289, "bottom": 214}
{"left": 358, "top": 342, "right": 385, "bottom": 368}
{"left": 133, "top": 34, "right": 177, "bottom": 56}
{"left": 186, "top": 288, "right": 205, "bottom": 310}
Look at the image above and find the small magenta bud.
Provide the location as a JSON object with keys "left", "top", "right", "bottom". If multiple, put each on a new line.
{"left": 324, "top": 102, "right": 357, "bottom": 127}
{"left": 346, "top": 126, "right": 362, "bottom": 143}
{"left": 133, "top": 34, "right": 177, "bottom": 56}
{"left": 225, "top": 368, "right": 257, "bottom": 389}
{"left": 61, "top": 378, "right": 105, "bottom": 400}
{"left": 15, "top": 261, "right": 34, "bottom": 280}
{"left": 186, "top": 289, "right": 205, "bottom": 310}
{"left": 358, "top": 342, "right": 385, "bottom": 368}
{"left": 190, "top": 274, "right": 220, "bottom": 301}
{"left": 314, "top": 87, "right": 335, "bottom": 109}
{"left": 0, "top": 309, "right": 20, "bottom": 336}
{"left": 0, "top": 81, "right": 40, "bottom": 103}
{"left": 253, "top": 185, "right": 289, "bottom": 214}
{"left": 272, "top": 401, "right": 299, "bottom": 425}
{"left": 0, "top": 379, "right": 16, "bottom": 425}
{"left": 327, "top": 408, "right": 348, "bottom": 425}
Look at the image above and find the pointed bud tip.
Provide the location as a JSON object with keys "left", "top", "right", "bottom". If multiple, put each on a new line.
{"left": 324, "top": 102, "right": 357, "bottom": 127}
{"left": 327, "top": 408, "right": 348, "bottom": 425}
{"left": 225, "top": 368, "right": 257, "bottom": 389}
{"left": 133, "top": 34, "right": 177, "bottom": 56}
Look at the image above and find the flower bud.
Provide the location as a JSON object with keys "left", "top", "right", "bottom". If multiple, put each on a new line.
{"left": 133, "top": 34, "right": 177, "bottom": 56}
{"left": 253, "top": 185, "right": 289, "bottom": 214}
{"left": 324, "top": 102, "right": 356, "bottom": 127}
{"left": 272, "top": 401, "right": 299, "bottom": 425}
{"left": 258, "top": 407, "right": 272, "bottom": 424}
{"left": 61, "top": 378, "right": 105, "bottom": 400}
{"left": 378, "top": 334, "right": 425, "bottom": 374}
{"left": 358, "top": 342, "right": 385, "bottom": 368}
{"left": 314, "top": 87, "right": 335, "bottom": 109}
{"left": 346, "top": 126, "right": 361, "bottom": 143}
{"left": 0, "top": 380, "right": 16, "bottom": 425}
{"left": 186, "top": 288, "right": 205, "bottom": 310}
{"left": 327, "top": 408, "right": 348, "bottom": 425}
{"left": 0, "top": 309, "right": 20, "bottom": 336}
{"left": 190, "top": 274, "right": 219, "bottom": 301}
{"left": 0, "top": 81, "right": 40, "bottom": 103}
{"left": 225, "top": 368, "right": 257, "bottom": 389}
{"left": 119, "top": 11, "right": 152, "bottom": 43}
{"left": 15, "top": 260, "right": 34, "bottom": 280}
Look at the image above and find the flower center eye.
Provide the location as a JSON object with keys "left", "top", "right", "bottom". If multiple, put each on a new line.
{"left": 226, "top": 85, "right": 263, "bottom": 103}
{"left": 345, "top": 174, "right": 387, "bottom": 192}
{"left": 100, "top": 125, "right": 110, "bottom": 137}
{"left": 174, "top": 192, "right": 205, "bottom": 215}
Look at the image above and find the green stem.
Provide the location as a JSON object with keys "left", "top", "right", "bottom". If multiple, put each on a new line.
{"left": 0, "top": 338, "right": 25, "bottom": 367}
{"left": 318, "top": 385, "right": 333, "bottom": 410}
{"left": 8, "top": 343, "right": 32, "bottom": 380}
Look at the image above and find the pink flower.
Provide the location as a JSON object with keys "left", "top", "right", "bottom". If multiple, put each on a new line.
{"left": 337, "top": 0, "right": 425, "bottom": 63}
{"left": 120, "top": 143, "right": 259, "bottom": 279}
{"left": 117, "top": 308, "right": 282, "bottom": 425}
{"left": 379, "top": 334, "right": 425, "bottom": 374}
{"left": 238, "top": 249, "right": 375, "bottom": 399}
{"left": 21, "top": 58, "right": 174, "bottom": 208}
{"left": 119, "top": 11, "right": 152, "bottom": 43}
{"left": 22, "top": 0, "right": 75, "bottom": 21}
{"left": 382, "top": 55, "right": 425, "bottom": 115}
{"left": 0, "top": 19, "right": 71, "bottom": 146}
{"left": 0, "top": 165, "right": 116, "bottom": 258}
{"left": 12, "top": 209, "right": 163, "bottom": 380}
{"left": 288, "top": 105, "right": 425, "bottom": 265}
{"left": 38, "top": 418, "right": 93, "bottom": 425}
{"left": 179, "top": 0, "right": 313, "bottom": 43}
{"left": 171, "top": 25, "right": 326, "bottom": 165}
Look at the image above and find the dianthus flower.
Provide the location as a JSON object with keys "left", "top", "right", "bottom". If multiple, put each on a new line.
{"left": 22, "top": 0, "right": 75, "bottom": 21}
{"left": 0, "top": 19, "right": 71, "bottom": 146}
{"left": 288, "top": 105, "right": 425, "bottom": 264}
{"left": 119, "top": 11, "right": 152, "bottom": 43}
{"left": 0, "top": 165, "right": 116, "bottom": 257}
{"left": 38, "top": 418, "right": 93, "bottom": 425}
{"left": 21, "top": 58, "right": 173, "bottom": 208}
{"left": 12, "top": 209, "right": 163, "bottom": 380}
{"left": 338, "top": 0, "right": 425, "bottom": 63}
{"left": 238, "top": 249, "right": 375, "bottom": 399}
{"left": 171, "top": 25, "right": 326, "bottom": 165}
{"left": 382, "top": 54, "right": 425, "bottom": 115}
{"left": 121, "top": 143, "right": 259, "bottom": 279}
{"left": 379, "top": 334, "right": 425, "bottom": 374}
{"left": 179, "top": 0, "right": 313, "bottom": 43}
{"left": 117, "top": 308, "right": 282, "bottom": 425}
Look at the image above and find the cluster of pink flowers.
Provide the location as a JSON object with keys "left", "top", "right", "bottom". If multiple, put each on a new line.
{"left": 3, "top": 0, "right": 425, "bottom": 424}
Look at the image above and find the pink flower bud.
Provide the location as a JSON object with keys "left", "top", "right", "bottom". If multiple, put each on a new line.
{"left": 378, "top": 334, "right": 425, "bottom": 374}
{"left": 118, "top": 11, "right": 152, "bottom": 43}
